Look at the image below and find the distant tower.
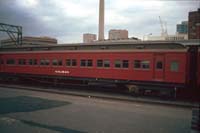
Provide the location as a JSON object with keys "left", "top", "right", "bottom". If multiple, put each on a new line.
{"left": 98, "top": 0, "right": 104, "bottom": 41}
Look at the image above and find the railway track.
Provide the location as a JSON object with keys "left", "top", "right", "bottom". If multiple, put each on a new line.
{"left": 0, "top": 82, "right": 198, "bottom": 108}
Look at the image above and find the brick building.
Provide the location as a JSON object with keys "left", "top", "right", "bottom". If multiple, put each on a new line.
{"left": 188, "top": 8, "right": 200, "bottom": 39}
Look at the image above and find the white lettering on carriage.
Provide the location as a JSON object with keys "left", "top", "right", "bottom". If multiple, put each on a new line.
{"left": 55, "top": 70, "right": 70, "bottom": 74}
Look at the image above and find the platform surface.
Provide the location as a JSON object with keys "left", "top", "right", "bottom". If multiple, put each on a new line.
{"left": 0, "top": 86, "right": 192, "bottom": 133}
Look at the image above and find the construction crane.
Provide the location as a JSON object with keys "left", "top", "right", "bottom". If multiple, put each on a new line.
{"left": 159, "top": 16, "right": 168, "bottom": 37}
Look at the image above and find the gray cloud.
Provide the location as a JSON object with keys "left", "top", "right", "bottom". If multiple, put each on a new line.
{"left": 0, "top": 0, "right": 199, "bottom": 43}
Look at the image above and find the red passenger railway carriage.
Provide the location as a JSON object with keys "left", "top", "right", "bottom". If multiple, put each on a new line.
{"left": 0, "top": 49, "right": 187, "bottom": 83}
{"left": 0, "top": 43, "right": 199, "bottom": 98}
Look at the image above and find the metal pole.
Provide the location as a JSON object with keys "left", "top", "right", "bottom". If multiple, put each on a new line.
{"left": 174, "top": 87, "right": 177, "bottom": 99}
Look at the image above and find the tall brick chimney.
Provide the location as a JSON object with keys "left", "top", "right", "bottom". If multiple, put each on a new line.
{"left": 98, "top": 0, "right": 104, "bottom": 41}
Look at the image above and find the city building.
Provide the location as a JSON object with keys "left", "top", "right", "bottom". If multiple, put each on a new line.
{"left": 166, "top": 34, "right": 188, "bottom": 41}
{"left": 176, "top": 21, "right": 188, "bottom": 34}
{"left": 0, "top": 36, "right": 57, "bottom": 47}
{"left": 83, "top": 33, "right": 97, "bottom": 43}
{"left": 147, "top": 34, "right": 188, "bottom": 41}
{"left": 188, "top": 8, "right": 200, "bottom": 39}
{"left": 109, "top": 29, "right": 128, "bottom": 40}
{"left": 146, "top": 35, "right": 165, "bottom": 41}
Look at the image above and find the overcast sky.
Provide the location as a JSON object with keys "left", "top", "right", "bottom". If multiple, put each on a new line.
{"left": 0, "top": 0, "right": 199, "bottom": 43}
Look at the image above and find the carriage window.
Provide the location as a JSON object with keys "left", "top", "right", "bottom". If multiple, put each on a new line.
{"left": 134, "top": 60, "right": 141, "bottom": 68}
{"left": 97, "top": 60, "right": 103, "bottom": 67}
{"left": 0, "top": 59, "right": 4, "bottom": 64}
{"left": 41, "top": 59, "right": 49, "bottom": 66}
{"left": 115, "top": 60, "right": 121, "bottom": 68}
{"left": 66, "top": 59, "right": 76, "bottom": 67}
{"left": 141, "top": 61, "right": 150, "bottom": 69}
{"left": 81, "top": 60, "right": 86, "bottom": 67}
{"left": 170, "top": 61, "right": 179, "bottom": 72}
{"left": 104, "top": 60, "right": 110, "bottom": 68}
{"left": 40, "top": 59, "right": 45, "bottom": 65}
{"left": 58, "top": 60, "right": 62, "bottom": 66}
{"left": 18, "top": 59, "right": 26, "bottom": 65}
{"left": 66, "top": 59, "right": 71, "bottom": 66}
{"left": 87, "top": 59, "right": 93, "bottom": 67}
{"left": 52, "top": 59, "right": 58, "bottom": 66}
{"left": 33, "top": 59, "right": 37, "bottom": 65}
{"left": 30, "top": 59, "right": 37, "bottom": 65}
{"left": 156, "top": 61, "right": 163, "bottom": 69}
{"left": 52, "top": 59, "right": 62, "bottom": 66}
{"left": 6, "top": 59, "right": 15, "bottom": 65}
{"left": 45, "top": 59, "right": 50, "bottom": 65}
{"left": 123, "top": 60, "right": 129, "bottom": 68}
{"left": 81, "top": 59, "right": 92, "bottom": 67}
{"left": 29, "top": 59, "right": 34, "bottom": 65}
{"left": 72, "top": 59, "right": 77, "bottom": 66}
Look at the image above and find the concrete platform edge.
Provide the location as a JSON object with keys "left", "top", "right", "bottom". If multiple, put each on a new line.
{"left": 0, "top": 84, "right": 198, "bottom": 108}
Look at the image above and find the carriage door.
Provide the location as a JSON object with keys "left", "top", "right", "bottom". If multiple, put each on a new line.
{"left": 154, "top": 54, "right": 165, "bottom": 81}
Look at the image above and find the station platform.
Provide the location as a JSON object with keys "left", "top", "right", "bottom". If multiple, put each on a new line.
{"left": 0, "top": 86, "right": 193, "bottom": 133}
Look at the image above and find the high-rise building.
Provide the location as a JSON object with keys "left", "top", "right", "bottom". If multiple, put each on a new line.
{"left": 83, "top": 33, "right": 96, "bottom": 43}
{"left": 176, "top": 21, "right": 188, "bottom": 34}
{"left": 109, "top": 29, "right": 128, "bottom": 40}
{"left": 188, "top": 8, "right": 200, "bottom": 39}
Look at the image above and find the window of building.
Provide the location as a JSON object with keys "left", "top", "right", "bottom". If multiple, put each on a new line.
{"left": 141, "top": 61, "right": 150, "bottom": 69}
{"left": 104, "top": 60, "right": 110, "bottom": 68}
{"left": 170, "top": 61, "right": 179, "bottom": 72}
{"left": 6, "top": 59, "right": 15, "bottom": 65}
{"left": 134, "top": 60, "right": 141, "bottom": 69}
{"left": 156, "top": 61, "right": 163, "bottom": 69}
{"left": 122, "top": 60, "right": 129, "bottom": 68}
{"left": 97, "top": 60, "right": 103, "bottom": 67}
